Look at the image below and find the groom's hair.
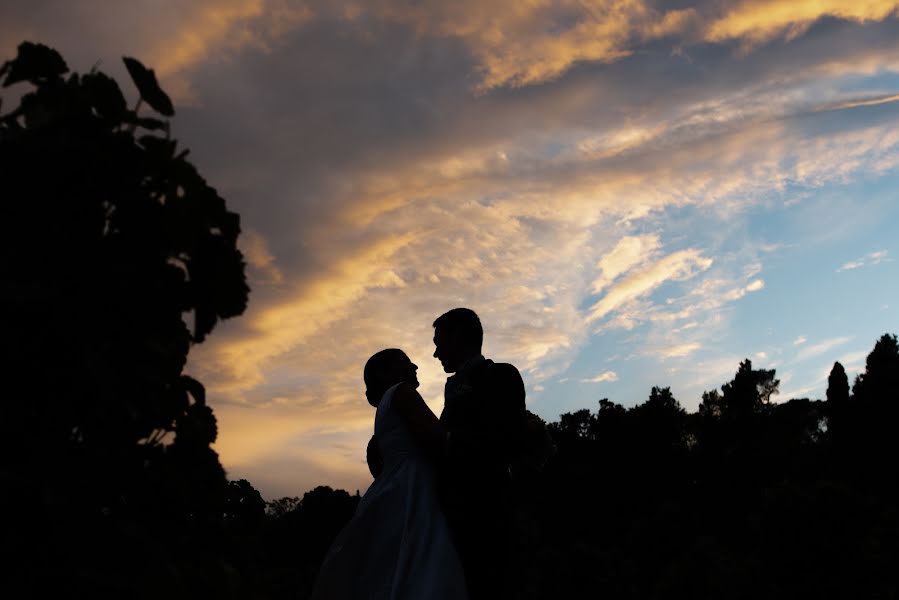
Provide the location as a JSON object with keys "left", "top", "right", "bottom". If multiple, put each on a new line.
{"left": 433, "top": 307, "right": 483, "bottom": 350}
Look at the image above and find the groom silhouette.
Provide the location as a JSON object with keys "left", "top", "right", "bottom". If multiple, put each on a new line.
{"left": 432, "top": 308, "right": 526, "bottom": 600}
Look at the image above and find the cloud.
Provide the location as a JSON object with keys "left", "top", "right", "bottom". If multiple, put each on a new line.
{"left": 837, "top": 249, "right": 890, "bottom": 271}
{"left": 795, "top": 336, "right": 853, "bottom": 362}
{"left": 0, "top": 0, "right": 318, "bottom": 103}
{"left": 190, "top": 233, "right": 415, "bottom": 396}
{"left": 349, "top": 0, "right": 899, "bottom": 91}
{"left": 780, "top": 344, "right": 877, "bottom": 403}
{"left": 705, "top": 0, "right": 899, "bottom": 47}
{"left": 581, "top": 371, "right": 619, "bottom": 383}
{"left": 647, "top": 342, "right": 703, "bottom": 359}
{"left": 5, "top": 0, "right": 899, "bottom": 102}
{"left": 745, "top": 279, "right": 765, "bottom": 292}
{"left": 588, "top": 249, "right": 713, "bottom": 322}
{"left": 834, "top": 350, "right": 869, "bottom": 374}
{"left": 794, "top": 335, "right": 807, "bottom": 346}
{"left": 711, "top": 277, "right": 766, "bottom": 302}
{"left": 240, "top": 229, "right": 284, "bottom": 284}
{"left": 592, "top": 234, "right": 661, "bottom": 294}
{"left": 348, "top": 0, "right": 694, "bottom": 91}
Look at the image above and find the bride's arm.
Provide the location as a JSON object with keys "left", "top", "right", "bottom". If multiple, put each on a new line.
{"left": 392, "top": 383, "right": 445, "bottom": 459}
{"left": 366, "top": 435, "right": 383, "bottom": 478}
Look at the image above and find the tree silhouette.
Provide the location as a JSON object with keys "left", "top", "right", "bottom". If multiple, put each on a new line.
{"left": 632, "top": 386, "right": 686, "bottom": 451}
{"left": 1, "top": 41, "right": 248, "bottom": 598}
{"left": 698, "top": 388, "right": 723, "bottom": 418}
{"left": 826, "top": 362, "right": 850, "bottom": 405}
{"left": 851, "top": 333, "right": 899, "bottom": 405}
{"left": 259, "top": 487, "right": 361, "bottom": 599}
{"left": 720, "top": 358, "right": 779, "bottom": 416}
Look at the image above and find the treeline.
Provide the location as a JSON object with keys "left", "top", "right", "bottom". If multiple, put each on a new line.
{"left": 241, "top": 333, "right": 899, "bottom": 599}
{"left": 522, "top": 335, "right": 899, "bottom": 599}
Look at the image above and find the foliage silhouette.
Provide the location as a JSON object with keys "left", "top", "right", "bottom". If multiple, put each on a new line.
{"left": 851, "top": 333, "right": 899, "bottom": 404}
{"left": 1, "top": 41, "right": 248, "bottom": 598}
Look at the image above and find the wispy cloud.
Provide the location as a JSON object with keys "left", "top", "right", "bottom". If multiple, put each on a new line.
{"left": 581, "top": 371, "right": 619, "bottom": 384}
{"left": 795, "top": 336, "right": 853, "bottom": 362}
{"left": 588, "top": 249, "right": 713, "bottom": 322}
{"left": 240, "top": 229, "right": 284, "bottom": 284}
{"left": 647, "top": 342, "right": 703, "bottom": 359}
{"left": 705, "top": 0, "right": 899, "bottom": 47}
{"left": 592, "top": 235, "right": 661, "bottom": 294}
{"left": 834, "top": 350, "right": 870, "bottom": 374}
{"left": 721, "top": 278, "right": 765, "bottom": 301}
{"left": 838, "top": 250, "right": 890, "bottom": 271}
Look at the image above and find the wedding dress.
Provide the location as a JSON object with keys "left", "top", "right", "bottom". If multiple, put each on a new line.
{"left": 310, "top": 383, "right": 469, "bottom": 599}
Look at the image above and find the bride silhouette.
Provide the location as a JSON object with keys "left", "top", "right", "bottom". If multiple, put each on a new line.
{"left": 310, "top": 349, "right": 468, "bottom": 599}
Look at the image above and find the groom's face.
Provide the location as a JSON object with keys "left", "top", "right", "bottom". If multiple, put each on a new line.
{"left": 433, "top": 326, "right": 464, "bottom": 373}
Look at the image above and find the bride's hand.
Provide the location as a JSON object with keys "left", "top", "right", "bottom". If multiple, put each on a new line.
{"left": 394, "top": 382, "right": 444, "bottom": 459}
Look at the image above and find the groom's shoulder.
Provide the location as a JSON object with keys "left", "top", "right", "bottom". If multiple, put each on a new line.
{"left": 472, "top": 359, "right": 524, "bottom": 388}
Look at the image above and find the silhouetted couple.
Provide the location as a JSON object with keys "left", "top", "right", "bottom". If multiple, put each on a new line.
{"left": 311, "top": 308, "right": 526, "bottom": 600}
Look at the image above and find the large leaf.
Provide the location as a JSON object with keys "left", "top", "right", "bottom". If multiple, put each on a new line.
{"left": 181, "top": 375, "right": 206, "bottom": 406}
{"left": 1, "top": 41, "right": 68, "bottom": 87}
{"left": 81, "top": 72, "right": 127, "bottom": 120}
{"left": 122, "top": 56, "right": 174, "bottom": 116}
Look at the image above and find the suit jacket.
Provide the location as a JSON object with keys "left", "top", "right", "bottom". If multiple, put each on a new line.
{"left": 439, "top": 358, "right": 526, "bottom": 507}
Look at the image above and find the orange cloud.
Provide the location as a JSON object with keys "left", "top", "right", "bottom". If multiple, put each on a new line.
{"left": 190, "top": 232, "right": 414, "bottom": 396}
{"left": 706, "top": 0, "right": 899, "bottom": 46}
{"left": 356, "top": 0, "right": 696, "bottom": 91}
{"left": 155, "top": 0, "right": 318, "bottom": 76}
{"left": 240, "top": 229, "right": 284, "bottom": 284}
{"left": 346, "top": 0, "right": 899, "bottom": 90}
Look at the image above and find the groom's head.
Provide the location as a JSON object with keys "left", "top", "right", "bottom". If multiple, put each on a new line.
{"left": 433, "top": 308, "right": 483, "bottom": 373}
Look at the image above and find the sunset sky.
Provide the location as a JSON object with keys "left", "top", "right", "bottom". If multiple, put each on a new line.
{"left": 3, "top": 1, "right": 898, "bottom": 499}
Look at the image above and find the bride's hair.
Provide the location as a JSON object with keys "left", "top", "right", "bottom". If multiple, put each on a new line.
{"left": 364, "top": 348, "right": 406, "bottom": 407}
